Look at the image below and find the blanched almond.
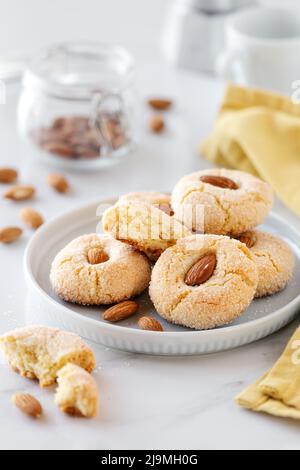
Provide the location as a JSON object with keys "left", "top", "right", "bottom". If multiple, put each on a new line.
{"left": 47, "top": 173, "right": 70, "bottom": 193}
{"left": 20, "top": 207, "right": 44, "bottom": 229}
{"left": 0, "top": 168, "right": 18, "bottom": 183}
{"left": 138, "top": 316, "right": 163, "bottom": 332}
{"left": 103, "top": 301, "right": 139, "bottom": 322}
{"left": 185, "top": 254, "right": 217, "bottom": 286}
{"left": 12, "top": 393, "right": 42, "bottom": 418}
{"left": 4, "top": 185, "right": 35, "bottom": 201}
{"left": 0, "top": 227, "right": 23, "bottom": 244}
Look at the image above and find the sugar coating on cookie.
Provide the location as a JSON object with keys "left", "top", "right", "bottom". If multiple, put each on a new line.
{"left": 149, "top": 235, "right": 258, "bottom": 330}
{"left": 50, "top": 234, "right": 151, "bottom": 305}
{"left": 0, "top": 326, "right": 96, "bottom": 387}
{"left": 239, "top": 231, "right": 295, "bottom": 298}
{"left": 102, "top": 201, "right": 191, "bottom": 261}
{"left": 118, "top": 191, "right": 171, "bottom": 207}
{"left": 171, "top": 169, "right": 273, "bottom": 236}
{"left": 55, "top": 363, "right": 99, "bottom": 418}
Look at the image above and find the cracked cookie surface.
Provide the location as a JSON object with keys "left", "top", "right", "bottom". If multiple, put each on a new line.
{"left": 239, "top": 231, "right": 295, "bottom": 298}
{"left": 171, "top": 169, "right": 273, "bottom": 236}
{"left": 0, "top": 326, "right": 96, "bottom": 387}
{"left": 118, "top": 191, "right": 171, "bottom": 207}
{"left": 102, "top": 201, "right": 191, "bottom": 261}
{"left": 50, "top": 234, "right": 151, "bottom": 305}
{"left": 149, "top": 235, "right": 258, "bottom": 330}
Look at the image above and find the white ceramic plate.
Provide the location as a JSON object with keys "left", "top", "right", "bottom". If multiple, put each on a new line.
{"left": 24, "top": 198, "right": 300, "bottom": 355}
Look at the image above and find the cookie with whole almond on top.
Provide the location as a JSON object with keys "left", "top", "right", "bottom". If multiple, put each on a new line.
{"left": 172, "top": 169, "right": 273, "bottom": 236}
{"left": 149, "top": 234, "right": 258, "bottom": 330}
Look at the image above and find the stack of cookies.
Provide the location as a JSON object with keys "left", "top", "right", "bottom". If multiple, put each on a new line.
{"left": 51, "top": 169, "right": 295, "bottom": 330}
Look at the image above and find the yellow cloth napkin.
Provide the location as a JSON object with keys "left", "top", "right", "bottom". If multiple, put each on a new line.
{"left": 236, "top": 327, "right": 300, "bottom": 420}
{"left": 200, "top": 84, "right": 300, "bottom": 217}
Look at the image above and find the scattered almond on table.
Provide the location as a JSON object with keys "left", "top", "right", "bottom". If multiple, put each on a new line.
{"left": 149, "top": 115, "right": 165, "bottom": 134}
{"left": 0, "top": 227, "right": 23, "bottom": 244}
{"left": 11, "top": 393, "right": 43, "bottom": 418}
{"left": 103, "top": 301, "right": 139, "bottom": 322}
{"left": 20, "top": 207, "right": 44, "bottom": 230}
{"left": 47, "top": 173, "right": 70, "bottom": 193}
{"left": 0, "top": 168, "right": 18, "bottom": 184}
{"left": 138, "top": 316, "right": 164, "bottom": 332}
{"left": 147, "top": 98, "right": 173, "bottom": 111}
{"left": 4, "top": 185, "right": 35, "bottom": 201}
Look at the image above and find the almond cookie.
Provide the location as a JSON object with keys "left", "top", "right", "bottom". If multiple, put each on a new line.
{"left": 102, "top": 201, "right": 191, "bottom": 261}
{"left": 50, "top": 234, "right": 151, "bottom": 305}
{"left": 172, "top": 169, "right": 273, "bottom": 236}
{"left": 238, "top": 231, "right": 295, "bottom": 298}
{"left": 149, "top": 235, "right": 258, "bottom": 330}
{"left": 118, "top": 191, "right": 171, "bottom": 208}
{"left": 0, "top": 326, "right": 96, "bottom": 387}
{"left": 55, "top": 364, "right": 99, "bottom": 418}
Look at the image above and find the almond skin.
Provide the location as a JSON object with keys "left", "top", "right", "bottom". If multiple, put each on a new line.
{"left": 88, "top": 248, "right": 109, "bottom": 265}
{"left": 4, "top": 185, "right": 35, "bottom": 201}
{"left": 147, "top": 98, "right": 173, "bottom": 111}
{"left": 103, "top": 301, "right": 139, "bottom": 322}
{"left": 200, "top": 175, "right": 238, "bottom": 190}
{"left": 239, "top": 232, "right": 257, "bottom": 249}
{"left": 158, "top": 204, "right": 175, "bottom": 217}
{"left": 185, "top": 254, "right": 217, "bottom": 286}
{"left": 47, "top": 173, "right": 70, "bottom": 193}
{"left": 0, "top": 168, "right": 18, "bottom": 184}
{"left": 20, "top": 207, "right": 44, "bottom": 229}
{"left": 149, "top": 115, "right": 165, "bottom": 133}
{"left": 12, "top": 393, "right": 42, "bottom": 418}
{"left": 0, "top": 227, "right": 23, "bottom": 244}
{"left": 138, "top": 316, "right": 164, "bottom": 332}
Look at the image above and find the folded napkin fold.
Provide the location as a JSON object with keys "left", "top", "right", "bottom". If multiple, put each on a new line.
{"left": 200, "top": 84, "right": 300, "bottom": 217}
{"left": 236, "top": 327, "right": 300, "bottom": 420}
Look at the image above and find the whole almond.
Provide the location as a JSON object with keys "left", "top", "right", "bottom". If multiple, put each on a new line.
{"left": 239, "top": 232, "right": 257, "bottom": 249}
{"left": 4, "top": 185, "right": 35, "bottom": 201}
{"left": 200, "top": 175, "right": 238, "bottom": 190}
{"left": 20, "top": 207, "right": 44, "bottom": 230}
{"left": 103, "top": 301, "right": 139, "bottom": 322}
{"left": 0, "top": 227, "right": 23, "bottom": 244}
{"left": 147, "top": 98, "right": 173, "bottom": 111}
{"left": 138, "top": 316, "right": 164, "bottom": 332}
{"left": 185, "top": 254, "right": 217, "bottom": 287}
{"left": 47, "top": 173, "right": 70, "bottom": 193}
{"left": 158, "top": 204, "right": 175, "bottom": 217}
{"left": 149, "top": 115, "right": 165, "bottom": 133}
{"left": 88, "top": 248, "right": 109, "bottom": 265}
{"left": 12, "top": 393, "right": 42, "bottom": 418}
{"left": 0, "top": 168, "right": 18, "bottom": 184}
{"left": 42, "top": 141, "right": 75, "bottom": 158}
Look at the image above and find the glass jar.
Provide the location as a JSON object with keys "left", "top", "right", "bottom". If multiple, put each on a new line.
{"left": 18, "top": 42, "right": 137, "bottom": 170}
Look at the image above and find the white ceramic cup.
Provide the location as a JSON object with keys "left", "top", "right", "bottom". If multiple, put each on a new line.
{"left": 218, "top": 7, "right": 300, "bottom": 94}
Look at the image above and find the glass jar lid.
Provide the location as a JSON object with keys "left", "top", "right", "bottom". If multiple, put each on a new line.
{"left": 23, "top": 41, "right": 135, "bottom": 101}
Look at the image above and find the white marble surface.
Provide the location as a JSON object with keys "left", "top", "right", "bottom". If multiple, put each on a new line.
{"left": 1, "top": 0, "right": 300, "bottom": 451}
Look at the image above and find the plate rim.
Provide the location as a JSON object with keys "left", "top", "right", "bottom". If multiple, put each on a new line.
{"left": 24, "top": 197, "right": 300, "bottom": 339}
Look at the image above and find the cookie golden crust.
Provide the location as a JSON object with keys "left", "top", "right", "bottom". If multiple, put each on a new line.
{"left": 0, "top": 326, "right": 96, "bottom": 387}
{"left": 239, "top": 231, "right": 295, "bottom": 298}
{"left": 118, "top": 191, "right": 171, "bottom": 207}
{"left": 102, "top": 201, "right": 191, "bottom": 261}
{"left": 55, "top": 364, "right": 99, "bottom": 418}
{"left": 171, "top": 169, "right": 273, "bottom": 236}
{"left": 50, "top": 234, "right": 151, "bottom": 305}
{"left": 149, "top": 235, "right": 258, "bottom": 330}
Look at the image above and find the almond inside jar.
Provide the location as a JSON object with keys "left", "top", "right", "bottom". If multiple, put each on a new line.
{"left": 32, "top": 115, "right": 127, "bottom": 161}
